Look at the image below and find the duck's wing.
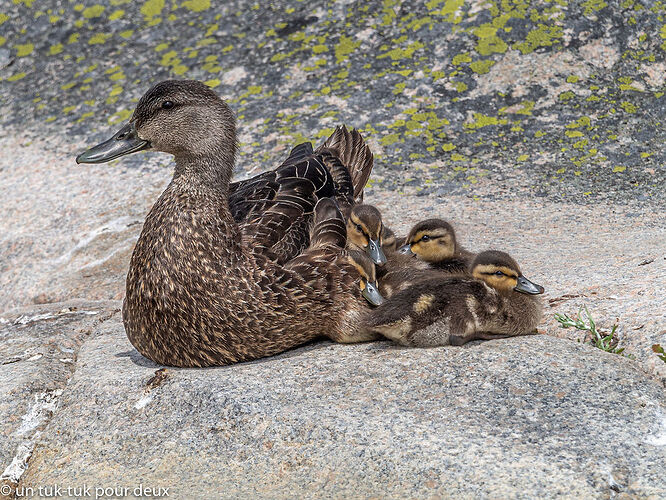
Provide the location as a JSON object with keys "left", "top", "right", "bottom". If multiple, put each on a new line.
{"left": 284, "top": 198, "right": 348, "bottom": 294}
{"left": 240, "top": 147, "right": 338, "bottom": 264}
{"left": 316, "top": 125, "right": 373, "bottom": 204}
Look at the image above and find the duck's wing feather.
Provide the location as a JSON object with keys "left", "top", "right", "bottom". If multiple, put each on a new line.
{"left": 284, "top": 198, "right": 348, "bottom": 294}
{"left": 240, "top": 152, "right": 338, "bottom": 264}
{"left": 316, "top": 125, "right": 373, "bottom": 203}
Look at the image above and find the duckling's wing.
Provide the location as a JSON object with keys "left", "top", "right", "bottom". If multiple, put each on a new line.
{"left": 316, "top": 125, "right": 373, "bottom": 203}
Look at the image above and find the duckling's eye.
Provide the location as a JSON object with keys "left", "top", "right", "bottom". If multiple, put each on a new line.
{"left": 421, "top": 235, "right": 430, "bottom": 242}
{"left": 161, "top": 101, "right": 175, "bottom": 110}
{"left": 494, "top": 271, "right": 504, "bottom": 276}
{"left": 355, "top": 224, "right": 363, "bottom": 233}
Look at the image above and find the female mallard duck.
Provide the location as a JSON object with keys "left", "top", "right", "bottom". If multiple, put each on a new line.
{"left": 398, "top": 218, "right": 473, "bottom": 274}
{"left": 365, "top": 250, "right": 544, "bottom": 347}
{"left": 76, "top": 79, "right": 379, "bottom": 367}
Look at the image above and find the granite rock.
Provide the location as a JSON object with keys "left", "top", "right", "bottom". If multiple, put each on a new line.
{"left": 16, "top": 318, "right": 666, "bottom": 499}
{"left": 1, "top": 0, "right": 665, "bottom": 497}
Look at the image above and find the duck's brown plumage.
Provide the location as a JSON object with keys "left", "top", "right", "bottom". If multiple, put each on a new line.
{"left": 365, "top": 250, "right": 544, "bottom": 347}
{"left": 77, "top": 80, "right": 377, "bottom": 366}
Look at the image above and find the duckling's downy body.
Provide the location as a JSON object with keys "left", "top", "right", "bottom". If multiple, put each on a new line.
{"left": 366, "top": 250, "right": 544, "bottom": 346}
{"left": 77, "top": 80, "right": 378, "bottom": 366}
{"left": 399, "top": 218, "right": 473, "bottom": 274}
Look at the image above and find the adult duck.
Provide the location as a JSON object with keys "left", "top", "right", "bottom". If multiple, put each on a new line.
{"left": 77, "top": 80, "right": 377, "bottom": 367}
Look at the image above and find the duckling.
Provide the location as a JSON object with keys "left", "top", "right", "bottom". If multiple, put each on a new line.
{"left": 398, "top": 218, "right": 473, "bottom": 274}
{"left": 365, "top": 250, "right": 544, "bottom": 347}
{"left": 76, "top": 79, "right": 378, "bottom": 367}
{"left": 346, "top": 204, "right": 387, "bottom": 265}
{"left": 345, "top": 249, "right": 384, "bottom": 306}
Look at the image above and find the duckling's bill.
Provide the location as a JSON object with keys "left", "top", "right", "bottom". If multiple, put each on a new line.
{"left": 362, "top": 280, "right": 384, "bottom": 306}
{"left": 398, "top": 244, "right": 413, "bottom": 256}
{"left": 368, "top": 238, "right": 387, "bottom": 265}
{"left": 514, "top": 276, "right": 545, "bottom": 295}
{"left": 76, "top": 122, "right": 151, "bottom": 164}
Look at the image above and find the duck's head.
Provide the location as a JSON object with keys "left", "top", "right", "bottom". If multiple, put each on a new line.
{"left": 346, "top": 204, "right": 387, "bottom": 265}
{"left": 470, "top": 250, "right": 544, "bottom": 295}
{"left": 76, "top": 80, "right": 237, "bottom": 166}
{"left": 346, "top": 249, "right": 384, "bottom": 306}
{"left": 399, "top": 219, "right": 457, "bottom": 262}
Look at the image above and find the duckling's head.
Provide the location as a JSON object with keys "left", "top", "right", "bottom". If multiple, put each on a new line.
{"left": 77, "top": 80, "right": 237, "bottom": 167}
{"left": 400, "top": 219, "right": 457, "bottom": 262}
{"left": 346, "top": 204, "right": 387, "bottom": 265}
{"left": 470, "top": 250, "right": 544, "bottom": 295}
{"left": 346, "top": 249, "right": 384, "bottom": 306}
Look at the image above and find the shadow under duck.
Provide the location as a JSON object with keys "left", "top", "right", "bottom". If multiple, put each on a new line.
{"left": 76, "top": 80, "right": 378, "bottom": 367}
{"left": 365, "top": 250, "right": 544, "bottom": 347}
{"left": 398, "top": 218, "right": 474, "bottom": 274}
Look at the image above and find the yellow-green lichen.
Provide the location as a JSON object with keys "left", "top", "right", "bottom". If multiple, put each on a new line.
{"left": 473, "top": 24, "right": 508, "bottom": 56}
{"left": 335, "top": 35, "right": 361, "bottom": 63}
{"left": 581, "top": 0, "right": 608, "bottom": 16}
{"left": 15, "top": 43, "right": 34, "bottom": 56}
{"left": 141, "top": 0, "right": 164, "bottom": 20}
{"left": 514, "top": 24, "right": 562, "bottom": 54}
{"left": 82, "top": 5, "right": 104, "bottom": 18}
{"left": 620, "top": 101, "right": 637, "bottom": 113}
{"left": 182, "top": 0, "right": 210, "bottom": 12}
{"left": 49, "top": 43, "right": 63, "bottom": 55}
{"left": 464, "top": 113, "right": 508, "bottom": 129}
{"left": 469, "top": 60, "right": 494, "bottom": 74}
{"left": 88, "top": 33, "right": 110, "bottom": 45}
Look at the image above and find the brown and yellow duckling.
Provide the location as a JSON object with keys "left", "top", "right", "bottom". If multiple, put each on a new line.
{"left": 345, "top": 249, "right": 384, "bottom": 306}
{"left": 365, "top": 250, "right": 545, "bottom": 347}
{"left": 76, "top": 79, "right": 378, "bottom": 367}
{"left": 346, "top": 204, "right": 388, "bottom": 265}
{"left": 399, "top": 218, "right": 473, "bottom": 274}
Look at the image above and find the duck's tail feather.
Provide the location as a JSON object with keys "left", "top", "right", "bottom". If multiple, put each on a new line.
{"left": 309, "top": 198, "right": 347, "bottom": 250}
{"left": 316, "top": 125, "right": 373, "bottom": 203}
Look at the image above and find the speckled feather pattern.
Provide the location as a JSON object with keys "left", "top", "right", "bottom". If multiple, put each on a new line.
{"left": 120, "top": 81, "right": 375, "bottom": 367}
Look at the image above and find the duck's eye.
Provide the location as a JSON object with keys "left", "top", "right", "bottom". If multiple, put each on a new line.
{"left": 355, "top": 224, "right": 363, "bottom": 233}
{"left": 161, "top": 101, "right": 175, "bottom": 110}
{"left": 494, "top": 271, "right": 504, "bottom": 276}
{"left": 421, "top": 235, "right": 430, "bottom": 242}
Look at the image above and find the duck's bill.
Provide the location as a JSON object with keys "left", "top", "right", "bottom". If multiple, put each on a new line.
{"left": 514, "top": 276, "right": 545, "bottom": 295}
{"left": 368, "top": 238, "right": 387, "bottom": 265}
{"left": 397, "top": 244, "right": 413, "bottom": 256}
{"left": 362, "top": 281, "right": 384, "bottom": 306}
{"left": 76, "top": 122, "right": 151, "bottom": 164}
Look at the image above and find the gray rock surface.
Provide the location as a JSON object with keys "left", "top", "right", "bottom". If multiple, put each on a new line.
{"left": 17, "top": 319, "right": 666, "bottom": 499}
{"left": 1, "top": 0, "right": 665, "bottom": 497}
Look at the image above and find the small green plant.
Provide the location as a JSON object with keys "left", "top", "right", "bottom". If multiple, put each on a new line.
{"left": 555, "top": 307, "right": 630, "bottom": 357}
{"left": 652, "top": 344, "right": 666, "bottom": 363}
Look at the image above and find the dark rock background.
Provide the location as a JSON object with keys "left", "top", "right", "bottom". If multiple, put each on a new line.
{"left": 1, "top": 0, "right": 665, "bottom": 498}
